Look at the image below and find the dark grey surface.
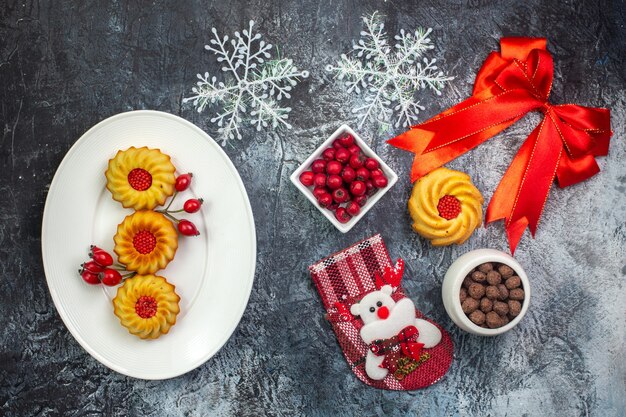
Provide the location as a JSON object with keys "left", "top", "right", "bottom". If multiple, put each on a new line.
{"left": 1, "top": 1, "right": 625, "bottom": 416}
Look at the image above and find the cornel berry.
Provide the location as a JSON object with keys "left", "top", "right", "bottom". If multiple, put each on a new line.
{"left": 298, "top": 132, "right": 390, "bottom": 224}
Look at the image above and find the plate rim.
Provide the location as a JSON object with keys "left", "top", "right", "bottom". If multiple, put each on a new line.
{"left": 41, "top": 109, "right": 257, "bottom": 380}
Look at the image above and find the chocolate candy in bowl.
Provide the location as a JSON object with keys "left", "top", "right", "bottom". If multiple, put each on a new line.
{"left": 442, "top": 249, "right": 530, "bottom": 336}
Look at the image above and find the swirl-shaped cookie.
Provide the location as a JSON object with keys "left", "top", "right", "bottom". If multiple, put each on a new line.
{"left": 105, "top": 146, "right": 176, "bottom": 210}
{"left": 113, "top": 274, "right": 180, "bottom": 339}
{"left": 114, "top": 210, "right": 178, "bottom": 274}
{"left": 408, "top": 167, "right": 483, "bottom": 246}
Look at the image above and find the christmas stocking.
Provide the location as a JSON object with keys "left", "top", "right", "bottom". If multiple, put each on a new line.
{"left": 309, "top": 234, "right": 453, "bottom": 390}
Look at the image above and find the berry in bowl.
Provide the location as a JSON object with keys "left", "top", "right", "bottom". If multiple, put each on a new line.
{"left": 441, "top": 249, "right": 530, "bottom": 336}
{"left": 290, "top": 125, "right": 397, "bottom": 232}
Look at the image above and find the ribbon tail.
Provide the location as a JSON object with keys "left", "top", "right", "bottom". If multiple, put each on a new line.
{"left": 388, "top": 120, "right": 517, "bottom": 182}
{"left": 387, "top": 89, "right": 500, "bottom": 153}
{"left": 389, "top": 89, "right": 537, "bottom": 182}
{"left": 487, "top": 115, "right": 562, "bottom": 253}
{"left": 486, "top": 125, "right": 537, "bottom": 253}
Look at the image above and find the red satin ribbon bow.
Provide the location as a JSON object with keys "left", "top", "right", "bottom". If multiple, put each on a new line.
{"left": 370, "top": 325, "right": 424, "bottom": 362}
{"left": 388, "top": 37, "right": 612, "bottom": 253}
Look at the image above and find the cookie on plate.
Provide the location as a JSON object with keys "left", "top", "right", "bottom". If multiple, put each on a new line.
{"left": 105, "top": 146, "right": 176, "bottom": 210}
{"left": 113, "top": 274, "right": 181, "bottom": 339}
{"left": 114, "top": 210, "right": 178, "bottom": 274}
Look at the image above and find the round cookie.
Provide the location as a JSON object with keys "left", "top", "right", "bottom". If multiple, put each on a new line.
{"left": 105, "top": 146, "right": 176, "bottom": 210}
{"left": 114, "top": 210, "right": 178, "bottom": 274}
{"left": 113, "top": 274, "right": 180, "bottom": 339}
{"left": 408, "top": 167, "right": 484, "bottom": 246}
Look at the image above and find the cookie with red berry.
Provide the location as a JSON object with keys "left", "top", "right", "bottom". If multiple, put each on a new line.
{"left": 114, "top": 210, "right": 178, "bottom": 274}
{"left": 408, "top": 167, "right": 483, "bottom": 246}
{"left": 113, "top": 274, "right": 180, "bottom": 339}
{"left": 105, "top": 146, "right": 176, "bottom": 210}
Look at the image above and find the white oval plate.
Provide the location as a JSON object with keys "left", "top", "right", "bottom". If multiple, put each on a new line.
{"left": 41, "top": 110, "right": 256, "bottom": 380}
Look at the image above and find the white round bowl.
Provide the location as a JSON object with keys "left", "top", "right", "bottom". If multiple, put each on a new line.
{"left": 442, "top": 249, "right": 530, "bottom": 336}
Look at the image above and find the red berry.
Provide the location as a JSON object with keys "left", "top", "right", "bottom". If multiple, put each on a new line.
{"left": 89, "top": 245, "right": 105, "bottom": 253}
{"left": 81, "top": 270, "right": 100, "bottom": 285}
{"left": 299, "top": 171, "right": 315, "bottom": 186}
{"left": 346, "top": 201, "right": 361, "bottom": 216}
{"left": 334, "top": 207, "right": 351, "bottom": 224}
{"left": 349, "top": 154, "right": 366, "bottom": 169}
{"left": 372, "top": 175, "right": 388, "bottom": 188}
{"left": 370, "top": 168, "right": 384, "bottom": 178}
{"left": 133, "top": 230, "right": 156, "bottom": 254}
{"left": 365, "top": 179, "right": 376, "bottom": 194}
{"left": 347, "top": 144, "right": 361, "bottom": 156}
{"left": 128, "top": 168, "right": 152, "bottom": 191}
{"left": 364, "top": 158, "right": 379, "bottom": 170}
{"left": 332, "top": 140, "right": 345, "bottom": 150}
{"left": 437, "top": 195, "right": 462, "bottom": 220}
{"left": 356, "top": 167, "right": 370, "bottom": 181}
{"left": 184, "top": 198, "right": 203, "bottom": 213}
{"left": 178, "top": 220, "right": 200, "bottom": 236}
{"left": 100, "top": 269, "right": 122, "bottom": 286}
{"left": 332, "top": 187, "right": 350, "bottom": 203}
{"left": 313, "top": 173, "right": 327, "bottom": 187}
{"left": 327, "top": 202, "right": 339, "bottom": 211}
{"left": 322, "top": 147, "right": 336, "bottom": 161}
{"left": 350, "top": 181, "right": 366, "bottom": 196}
{"left": 81, "top": 260, "right": 104, "bottom": 274}
{"left": 135, "top": 296, "right": 158, "bottom": 318}
{"left": 311, "top": 159, "right": 326, "bottom": 174}
{"left": 313, "top": 186, "right": 329, "bottom": 199}
{"left": 91, "top": 250, "right": 113, "bottom": 267}
{"left": 327, "top": 174, "right": 343, "bottom": 190}
{"left": 341, "top": 166, "right": 356, "bottom": 183}
{"left": 353, "top": 194, "right": 368, "bottom": 207}
{"left": 175, "top": 173, "right": 193, "bottom": 192}
{"left": 318, "top": 193, "right": 333, "bottom": 208}
{"left": 326, "top": 160, "right": 343, "bottom": 175}
{"left": 338, "top": 134, "right": 355, "bottom": 147}
{"left": 335, "top": 148, "right": 351, "bottom": 163}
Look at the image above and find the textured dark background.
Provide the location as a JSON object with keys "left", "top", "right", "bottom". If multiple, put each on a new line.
{"left": 1, "top": 0, "right": 625, "bottom": 416}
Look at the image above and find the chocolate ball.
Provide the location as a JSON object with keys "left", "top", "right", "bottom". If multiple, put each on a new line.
{"left": 461, "top": 298, "right": 479, "bottom": 314}
{"left": 480, "top": 297, "right": 493, "bottom": 313}
{"left": 462, "top": 275, "right": 474, "bottom": 288}
{"left": 501, "top": 315, "right": 510, "bottom": 325}
{"left": 486, "top": 311, "right": 502, "bottom": 328}
{"left": 496, "top": 284, "right": 509, "bottom": 301}
{"left": 498, "top": 264, "right": 515, "bottom": 278}
{"left": 471, "top": 271, "right": 487, "bottom": 283}
{"left": 509, "top": 288, "right": 525, "bottom": 300}
{"left": 493, "top": 301, "right": 509, "bottom": 316}
{"left": 468, "top": 283, "right": 486, "bottom": 299}
{"left": 505, "top": 276, "right": 521, "bottom": 290}
{"left": 478, "top": 262, "right": 494, "bottom": 273}
{"left": 508, "top": 300, "right": 522, "bottom": 317}
{"left": 460, "top": 287, "right": 468, "bottom": 303}
{"left": 485, "top": 285, "right": 499, "bottom": 300}
{"left": 486, "top": 270, "right": 502, "bottom": 285}
{"left": 469, "top": 310, "right": 486, "bottom": 325}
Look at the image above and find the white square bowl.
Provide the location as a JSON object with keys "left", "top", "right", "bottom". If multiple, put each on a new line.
{"left": 289, "top": 124, "right": 398, "bottom": 233}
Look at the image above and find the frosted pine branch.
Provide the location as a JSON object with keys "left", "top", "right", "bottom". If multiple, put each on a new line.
{"left": 185, "top": 20, "right": 309, "bottom": 145}
{"left": 326, "top": 12, "right": 453, "bottom": 129}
